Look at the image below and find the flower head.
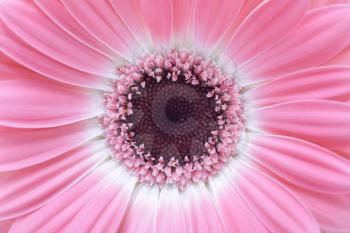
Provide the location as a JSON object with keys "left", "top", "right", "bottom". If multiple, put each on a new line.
{"left": 1, "top": 0, "right": 350, "bottom": 233}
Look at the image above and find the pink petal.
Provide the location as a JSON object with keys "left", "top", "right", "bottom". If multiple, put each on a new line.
{"left": 209, "top": 169, "right": 269, "bottom": 233}
{"left": 247, "top": 133, "right": 350, "bottom": 194}
{"left": 291, "top": 186, "right": 350, "bottom": 232}
{"left": 181, "top": 183, "right": 226, "bottom": 233}
{"left": 0, "top": 141, "right": 108, "bottom": 220}
{"left": 240, "top": 5, "right": 350, "bottom": 83}
{"left": 310, "top": 0, "right": 350, "bottom": 9}
{"left": 0, "top": 63, "right": 102, "bottom": 128}
{"left": 225, "top": 0, "right": 308, "bottom": 66}
{"left": 118, "top": 186, "right": 159, "bottom": 233}
{"left": 64, "top": 169, "right": 137, "bottom": 233}
{"left": 1, "top": 1, "right": 116, "bottom": 77}
{"left": 246, "top": 66, "right": 350, "bottom": 107}
{"left": 34, "top": 0, "right": 119, "bottom": 60}
{"left": 110, "top": 0, "right": 152, "bottom": 52}
{"left": 327, "top": 45, "right": 350, "bottom": 66}
{"left": 0, "top": 120, "right": 102, "bottom": 171}
{"left": 9, "top": 161, "right": 120, "bottom": 233}
{"left": 252, "top": 100, "right": 350, "bottom": 159}
{"left": 0, "top": 220, "right": 14, "bottom": 233}
{"left": 193, "top": 0, "right": 243, "bottom": 53}
{"left": 138, "top": 0, "right": 173, "bottom": 50}
{"left": 234, "top": 164, "right": 320, "bottom": 233}
{"left": 60, "top": 0, "right": 136, "bottom": 61}
{"left": 227, "top": 0, "right": 264, "bottom": 34}
{"left": 172, "top": 0, "right": 193, "bottom": 47}
{"left": 156, "top": 186, "right": 187, "bottom": 233}
{"left": 1, "top": 25, "right": 110, "bottom": 90}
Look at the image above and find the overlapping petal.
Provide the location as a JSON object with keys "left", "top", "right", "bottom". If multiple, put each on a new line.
{"left": 0, "top": 61, "right": 102, "bottom": 128}
{"left": 224, "top": 0, "right": 309, "bottom": 66}
{"left": 0, "top": 141, "right": 108, "bottom": 220}
{"left": 1, "top": 1, "right": 116, "bottom": 77}
{"left": 250, "top": 100, "right": 350, "bottom": 158}
{"left": 0, "top": 120, "right": 102, "bottom": 171}
{"left": 240, "top": 5, "right": 350, "bottom": 83}
{"left": 8, "top": 161, "right": 120, "bottom": 233}
{"left": 233, "top": 163, "right": 320, "bottom": 233}
{"left": 247, "top": 134, "right": 350, "bottom": 193}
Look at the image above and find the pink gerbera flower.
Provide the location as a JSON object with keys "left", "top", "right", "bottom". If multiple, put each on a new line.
{"left": 1, "top": 0, "right": 350, "bottom": 232}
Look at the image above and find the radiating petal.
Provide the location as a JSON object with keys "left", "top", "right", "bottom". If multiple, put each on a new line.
{"left": 227, "top": 0, "right": 264, "bottom": 34}
{"left": 326, "top": 45, "right": 350, "bottom": 66}
{"left": 138, "top": 0, "right": 173, "bottom": 50}
{"left": 209, "top": 166, "right": 269, "bottom": 233}
{"left": 193, "top": 0, "right": 243, "bottom": 54}
{"left": 310, "top": 0, "right": 350, "bottom": 9}
{"left": 291, "top": 187, "right": 350, "bottom": 232}
{"left": 0, "top": 63, "right": 102, "bottom": 128}
{"left": 0, "top": 220, "right": 14, "bottom": 233}
{"left": 110, "top": 0, "right": 152, "bottom": 52}
{"left": 0, "top": 120, "right": 102, "bottom": 171}
{"left": 156, "top": 186, "right": 187, "bottom": 233}
{"left": 233, "top": 163, "right": 320, "bottom": 233}
{"left": 118, "top": 185, "right": 159, "bottom": 233}
{"left": 1, "top": 24, "right": 110, "bottom": 90}
{"left": 0, "top": 141, "right": 108, "bottom": 220}
{"left": 61, "top": 0, "right": 136, "bottom": 61}
{"left": 224, "top": 0, "right": 308, "bottom": 66}
{"left": 251, "top": 100, "right": 350, "bottom": 159}
{"left": 181, "top": 183, "right": 226, "bottom": 233}
{"left": 240, "top": 5, "right": 350, "bottom": 83}
{"left": 215, "top": 0, "right": 264, "bottom": 54}
{"left": 1, "top": 1, "right": 116, "bottom": 77}
{"left": 245, "top": 66, "right": 350, "bottom": 107}
{"left": 172, "top": 0, "right": 193, "bottom": 47}
{"left": 34, "top": 0, "right": 119, "bottom": 60}
{"left": 9, "top": 161, "right": 119, "bottom": 233}
{"left": 247, "top": 134, "right": 350, "bottom": 193}
{"left": 64, "top": 168, "right": 137, "bottom": 233}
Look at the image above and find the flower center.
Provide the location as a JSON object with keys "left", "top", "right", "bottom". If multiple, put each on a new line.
{"left": 102, "top": 50, "right": 244, "bottom": 189}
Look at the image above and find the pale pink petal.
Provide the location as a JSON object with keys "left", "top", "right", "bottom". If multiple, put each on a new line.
{"left": 61, "top": 0, "right": 137, "bottom": 61}
{"left": 193, "top": 0, "right": 243, "bottom": 53}
{"left": 110, "top": 0, "right": 152, "bottom": 52}
{"left": 172, "top": 0, "right": 193, "bottom": 47}
{"left": 0, "top": 120, "right": 102, "bottom": 171}
{"left": 240, "top": 6, "right": 350, "bottom": 83}
{"left": 34, "top": 0, "right": 119, "bottom": 60}
{"left": 138, "top": 0, "right": 173, "bottom": 50}
{"left": 64, "top": 169, "right": 137, "bottom": 233}
{"left": 234, "top": 164, "right": 320, "bottom": 233}
{"left": 0, "top": 141, "right": 108, "bottom": 220}
{"left": 225, "top": 0, "right": 308, "bottom": 66}
{"left": 247, "top": 133, "right": 350, "bottom": 194}
{"left": 0, "top": 64, "right": 102, "bottom": 128}
{"left": 209, "top": 169, "right": 269, "bottom": 233}
{"left": 291, "top": 186, "right": 350, "bottom": 232}
{"left": 1, "top": 1, "right": 116, "bottom": 77}
{"left": 326, "top": 45, "right": 350, "bottom": 66}
{"left": 181, "top": 183, "right": 226, "bottom": 233}
{"left": 245, "top": 66, "right": 350, "bottom": 107}
{"left": 118, "top": 186, "right": 159, "bottom": 233}
{"left": 251, "top": 100, "right": 350, "bottom": 159}
{"left": 0, "top": 220, "right": 14, "bottom": 233}
{"left": 9, "top": 161, "right": 119, "bottom": 233}
{"left": 1, "top": 25, "right": 110, "bottom": 90}
{"left": 253, "top": 162, "right": 350, "bottom": 233}
{"left": 227, "top": 0, "right": 264, "bottom": 34}
{"left": 156, "top": 186, "right": 187, "bottom": 233}
{"left": 310, "top": 0, "right": 350, "bottom": 9}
